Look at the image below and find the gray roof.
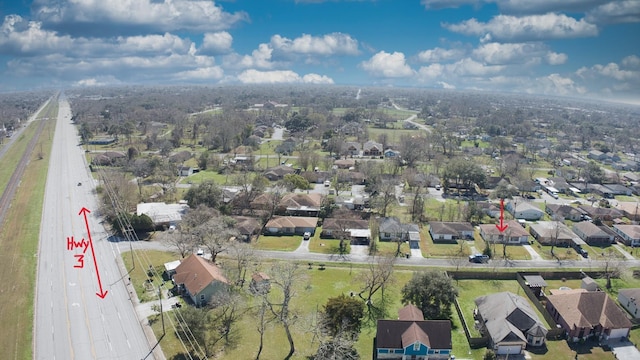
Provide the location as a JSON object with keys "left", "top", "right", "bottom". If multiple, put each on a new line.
{"left": 524, "top": 275, "right": 548, "bottom": 288}
{"left": 475, "top": 292, "right": 548, "bottom": 345}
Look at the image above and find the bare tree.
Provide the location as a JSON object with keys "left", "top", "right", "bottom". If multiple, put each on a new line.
{"left": 194, "top": 216, "right": 240, "bottom": 262}
{"left": 356, "top": 255, "right": 396, "bottom": 321}
{"left": 226, "top": 241, "right": 259, "bottom": 287}
{"left": 371, "top": 180, "right": 396, "bottom": 217}
{"left": 161, "top": 229, "right": 197, "bottom": 258}
{"left": 266, "top": 262, "right": 306, "bottom": 360}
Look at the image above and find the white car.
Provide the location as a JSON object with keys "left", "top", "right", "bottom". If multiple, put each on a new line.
{"left": 303, "top": 232, "right": 311, "bottom": 240}
{"left": 196, "top": 249, "right": 204, "bottom": 256}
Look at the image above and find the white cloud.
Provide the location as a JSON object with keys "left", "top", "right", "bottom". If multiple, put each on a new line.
{"left": 0, "top": 15, "right": 73, "bottom": 55}
{"left": 200, "top": 32, "right": 233, "bottom": 54}
{"left": 360, "top": 51, "right": 414, "bottom": 78}
{"left": 417, "top": 63, "right": 445, "bottom": 79}
{"left": 270, "top": 33, "right": 359, "bottom": 56}
{"left": 417, "top": 47, "right": 465, "bottom": 62}
{"left": 472, "top": 42, "right": 566, "bottom": 65}
{"left": 237, "top": 69, "right": 333, "bottom": 84}
{"left": 116, "top": 33, "right": 192, "bottom": 55}
{"left": 447, "top": 58, "right": 505, "bottom": 76}
{"left": 545, "top": 51, "right": 568, "bottom": 65}
{"left": 232, "top": 44, "right": 274, "bottom": 69}
{"left": 32, "top": 0, "right": 248, "bottom": 33}
{"left": 437, "top": 81, "right": 456, "bottom": 89}
{"left": 422, "top": 0, "right": 611, "bottom": 14}
{"left": 72, "top": 76, "right": 120, "bottom": 87}
{"left": 536, "top": 73, "right": 588, "bottom": 95}
{"left": 444, "top": 13, "right": 598, "bottom": 42}
{"left": 586, "top": 0, "right": 640, "bottom": 24}
{"left": 622, "top": 55, "right": 640, "bottom": 68}
{"left": 301, "top": 73, "right": 334, "bottom": 84}
{"left": 593, "top": 62, "right": 638, "bottom": 81}
{"left": 173, "top": 66, "right": 224, "bottom": 81}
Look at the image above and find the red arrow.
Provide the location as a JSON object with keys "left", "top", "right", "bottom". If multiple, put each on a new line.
{"left": 79, "top": 207, "right": 108, "bottom": 299}
{"left": 495, "top": 198, "right": 509, "bottom": 233}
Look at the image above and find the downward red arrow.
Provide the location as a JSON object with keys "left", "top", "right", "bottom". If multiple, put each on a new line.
{"left": 79, "top": 207, "right": 108, "bottom": 299}
{"left": 495, "top": 198, "right": 509, "bottom": 233}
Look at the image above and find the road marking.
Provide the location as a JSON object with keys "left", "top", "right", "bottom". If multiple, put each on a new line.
{"left": 117, "top": 310, "right": 121, "bottom": 320}
{"left": 71, "top": 302, "right": 80, "bottom": 307}
{"left": 68, "top": 282, "right": 76, "bottom": 286}
{"left": 127, "top": 339, "right": 131, "bottom": 349}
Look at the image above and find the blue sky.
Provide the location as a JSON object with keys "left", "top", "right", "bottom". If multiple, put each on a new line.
{"left": 0, "top": 0, "right": 638, "bottom": 103}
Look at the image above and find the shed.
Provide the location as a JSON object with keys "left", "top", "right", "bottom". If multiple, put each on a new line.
{"left": 581, "top": 276, "right": 599, "bottom": 292}
{"left": 523, "top": 275, "right": 548, "bottom": 298}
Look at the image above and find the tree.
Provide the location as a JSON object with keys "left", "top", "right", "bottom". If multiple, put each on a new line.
{"left": 491, "top": 181, "right": 519, "bottom": 200}
{"left": 161, "top": 228, "right": 197, "bottom": 258}
{"left": 401, "top": 270, "right": 458, "bottom": 320}
{"left": 356, "top": 255, "right": 396, "bottom": 321}
{"left": 314, "top": 336, "right": 360, "bottom": 360}
{"left": 322, "top": 294, "right": 364, "bottom": 337}
{"left": 194, "top": 216, "right": 240, "bottom": 263}
{"left": 184, "top": 180, "right": 223, "bottom": 209}
{"left": 266, "top": 262, "right": 305, "bottom": 360}
{"left": 207, "top": 291, "right": 245, "bottom": 349}
{"left": 281, "top": 173, "right": 311, "bottom": 191}
{"left": 584, "top": 161, "right": 605, "bottom": 184}
{"left": 371, "top": 180, "right": 396, "bottom": 217}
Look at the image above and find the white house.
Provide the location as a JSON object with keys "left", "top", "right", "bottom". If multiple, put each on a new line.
{"left": 506, "top": 199, "right": 544, "bottom": 221}
{"left": 619, "top": 289, "right": 640, "bottom": 318}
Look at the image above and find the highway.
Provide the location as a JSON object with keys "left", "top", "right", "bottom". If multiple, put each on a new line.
{"left": 34, "top": 95, "right": 157, "bottom": 360}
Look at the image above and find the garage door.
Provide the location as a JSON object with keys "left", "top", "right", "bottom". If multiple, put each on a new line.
{"left": 609, "top": 328, "right": 629, "bottom": 339}
{"left": 496, "top": 345, "right": 522, "bottom": 355}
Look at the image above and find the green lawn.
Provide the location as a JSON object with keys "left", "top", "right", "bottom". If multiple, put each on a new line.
{"left": 310, "top": 230, "right": 351, "bottom": 254}
{"left": 122, "top": 249, "right": 181, "bottom": 302}
{"left": 367, "top": 126, "right": 418, "bottom": 143}
{"left": 254, "top": 234, "right": 301, "bottom": 251}
{"left": 420, "top": 227, "right": 470, "bottom": 258}
{"left": 185, "top": 169, "right": 238, "bottom": 185}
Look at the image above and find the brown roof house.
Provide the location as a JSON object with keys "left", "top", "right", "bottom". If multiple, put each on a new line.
{"left": 263, "top": 165, "right": 295, "bottom": 181}
{"left": 545, "top": 204, "right": 583, "bottom": 222}
{"left": 321, "top": 218, "right": 371, "bottom": 245}
{"left": 479, "top": 220, "right": 530, "bottom": 244}
{"left": 375, "top": 304, "right": 452, "bottom": 360}
{"left": 428, "top": 222, "right": 474, "bottom": 243}
{"left": 278, "top": 193, "right": 323, "bottom": 217}
{"left": 529, "top": 221, "right": 585, "bottom": 248}
{"left": 264, "top": 216, "right": 317, "bottom": 236}
{"left": 474, "top": 292, "right": 548, "bottom": 355}
{"left": 546, "top": 289, "right": 632, "bottom": 342}
{"left": 172, "top": 254, "right": 229, "bottom": 307}
{"left": 612, "top": 225, "right": 640, "bottom": 247}
{"left": 572, "top": 222, "right": 614, "bottom": 246}
{"left": 363, "top": 140, "right": 383, "bottom": 157}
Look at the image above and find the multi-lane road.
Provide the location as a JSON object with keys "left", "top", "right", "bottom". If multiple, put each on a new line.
{"left": 34, "top": 95, "right": 157, "bottom": 359}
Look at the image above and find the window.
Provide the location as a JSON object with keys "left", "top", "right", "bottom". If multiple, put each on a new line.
{"left": 413, "top": 343, "right": 420, "bottom": 351}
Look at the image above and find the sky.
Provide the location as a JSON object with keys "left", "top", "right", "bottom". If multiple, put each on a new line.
{"left": 0, "top": 0, "right": 638, "bottom": 103}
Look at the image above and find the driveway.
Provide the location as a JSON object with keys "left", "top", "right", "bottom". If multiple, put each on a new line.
{"left": 523, "top": 244, "right": 543, "bottom": 261}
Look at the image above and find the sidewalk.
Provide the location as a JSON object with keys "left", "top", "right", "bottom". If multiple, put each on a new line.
{"left": 613, "top": 244, "right": 636, "bottom": 260}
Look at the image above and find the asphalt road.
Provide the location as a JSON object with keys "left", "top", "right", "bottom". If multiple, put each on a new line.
{"left": 34, "top": 95, "right": 156, "bottom": 360}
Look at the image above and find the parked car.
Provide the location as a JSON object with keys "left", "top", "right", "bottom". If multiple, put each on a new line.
{"left": 577, "top": 248, "right": 589, "bottom": 258}
{"left": 469, "top": 254, "right": 490, "bottom": 263}
{"left": 303, "top": 232, "right": 311, "bottom": 240}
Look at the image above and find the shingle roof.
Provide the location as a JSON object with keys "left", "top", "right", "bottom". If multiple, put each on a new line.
{"left": 475, "top": 292, "right": 547, "bottom": 344}
{"left": 173, "top": 254, "right": 228, "bottom": 296}
{"left": 398, "top": 304, "right": 424, "bottom": 321}
{"left": 547, "top": 290, "right": 632, "bottom": 330}
{"left": 478, "top": 220, "right": 529, "bottom": 237}
{"left": 265, "top": 216, "right": 318, "bottom": 229}
{"left": 429, "top": 222, "right": 474, "bottom": 236}
{"left": 376, "top": 320, "right": 451, "bottom": 350}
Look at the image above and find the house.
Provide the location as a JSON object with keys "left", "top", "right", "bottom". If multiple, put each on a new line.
{"left": 572, "top": 222, "right": 614, "bottom": 246}
{"left": 428, "top": 222, "right": 474, "bottom": 243}
{"left": 321, "top": 218, "right": 371, "bottom": 244}
{"left": 474, "top": 292, "right": 548, "bottom": 355}
{"left": 587, "top": 184, "right": 615, "bottom": 199}
{"left": 334, "top": 159, "right": 356, "bottom": 169}
{"left": 363, "top": 140, "right": 383, "bottom": 157}
{"left": 344, "top": 141, "right": 361, "bottom": 156}
{"left": 505, "top": 199, "right": 544, "bottom": 221}
{"left": 577, "top": 205, "right": 623, "bottom": 222}
{"left": 616, "top": 201, "right": 640, "bottom": 221}
{"left": 137, "top": 201, "right": 190, "bottom": 229}
{"left": 264, "top": 216, "right": 318, "bottom": 236}
{"left": 479, "top": 220, "right": 530, "bottom": 244}
{"left": 612, "top": 225, "right": 640, "bottom": 247}
{"left": 232, "top": 216, "right": 261, "bottom": 241}
{"left": 588, "top": 150, "right": 606, "bottom": 161}
{"left": 278, "top": 193, "right": 323, "bottom": 217}
{"left": 529, "top": 221, "right": 585, "bottom": 248}
{"left": 177, "top": 166, "right": 194, "bottom": 177}
{"left": 545, "top": 204, "right": 583, "bottom": 222}
{"left": 618, "top": 288, "right": 640, "bottom": 318}
{"left": 378, "top": 217, "right": 419, "bottom": 242}
{"left": 172, "top": 254, "right": 229, "bottom": 307}
{"left": 249, "top": 272, "right": 270, "bottom": 294}
{"left": 375, "top": 304, "right": 452, "bottom": 360}
{"left": 384, "top": 149, "right": 400, "bottom": 158}
{"left": 606, "top": 184, "right": 634, "bottom": 197}
{"left": 477, "top": 201, "right": 500, "bottom": 218}
{"left": 264, "top": 165, "right": 295, "bottom": 181}
{"left": 546, "top": 289, "right": 632, "bottom": 342}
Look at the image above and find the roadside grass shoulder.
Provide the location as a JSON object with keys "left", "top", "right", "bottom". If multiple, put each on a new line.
{"left": 0, "top": 112, "right": 55, "bottom": 360}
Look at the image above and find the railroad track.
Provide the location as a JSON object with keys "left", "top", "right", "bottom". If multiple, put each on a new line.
{"left": 0, "top": 95, "right": 57, "bottom": 226}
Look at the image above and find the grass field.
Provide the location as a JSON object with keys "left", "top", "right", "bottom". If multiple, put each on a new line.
{"left": 254, "top": 234, "right": 302, "bottom": 251}
{"left": 0, "top": 103, "right": 56, "bottom": 360}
